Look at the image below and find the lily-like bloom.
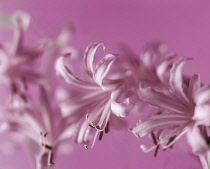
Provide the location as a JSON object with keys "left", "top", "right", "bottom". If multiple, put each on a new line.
{"left": 187, "top": 84, "right": 210, "bottom": 169}
{"left": 118, "top": 42, "right": 176, "bottom": 90}
{"left": 131, "top": 58, "right": 210, "bottom": 160}
{"left": 0, "top": 12, "right": 42, "bottom": 95}
{"left": 55, "top": 43, "right": 133, "bottom": 148}
{"left": 0, "top": 85, "right": 76, "bottom": 169}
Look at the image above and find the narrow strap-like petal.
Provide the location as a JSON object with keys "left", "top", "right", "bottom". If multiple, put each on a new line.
{"left": 84, "top": 43, "right": 106, "bottom": 77}
{"left": 169, "top": 58, "right": 190, "bottom": 105}
{"left": 55, "top": 56, "right": 100, "bottom": 90}
{"left": 138, "top": 84, "right": 189, "bottom": 114}
{"left": 188, "top": 74, "right": 200, "bottom": 104}
{"left": 93, "top": 54, "right": 116, "bottom": 88}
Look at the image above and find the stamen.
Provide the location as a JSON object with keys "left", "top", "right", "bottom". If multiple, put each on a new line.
{"left": 207, "top": 136, "right": 210, "bottom": 145}
{"left": 154, "top": 145, "right": 160, "bottom": 157}
{"left": 84, "top": 144, "right": 88, "bottom": 149}
{"left": 166, "top": 136, "right": 176, "bottom": 146}
{"left": 21, "top": 77, "right": 28, "bottom": 90}
{"left": 11, "top": 83, "right": 18, "bottom": 94}
{"left": 44, "top": 132, "right": 48, "bottom": 137}
{"left": 85, "top": 114, "right": 89, "bottom": 120}
{"left": 20, "top": 93, "right": 28, "bottom": 103}
{"left": 91, "top": 122, "right": 95, "bottom": 128}
{"left": 151, "top": 132, "right": 157, "bottom": 145}
{"left": 96, "top": 125, "right": 101, "bottom": 130}
{"left": 45, "top": 144, "right": 53, "bottom": 150}
{"left": 140, "top": 144, "right": 157, "bottom": 153}
{"left": 88, "top": 124, "right": 95, "bottom": 128}
{"left": 47, "top": 152, "right": 54, "bottom": 169}
{"left": 105, "top": 122, "right": 110, "bottom": 134}
{"left": 99, "top": 131, "right": 103, "bottom": 141}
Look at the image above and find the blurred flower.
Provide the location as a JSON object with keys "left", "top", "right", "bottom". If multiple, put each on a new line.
{"left": 0, "top": 12, "right": 42, "bottom": 95}
{"left": 0, "top": 84, "right": 76, "bottom": 169}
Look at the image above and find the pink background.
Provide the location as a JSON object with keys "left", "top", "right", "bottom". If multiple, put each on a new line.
{"left": 0, "top": 0, "right": 210, "bottom": 169}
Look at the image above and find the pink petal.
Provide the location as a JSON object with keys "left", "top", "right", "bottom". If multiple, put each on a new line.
{"left": 111, "top": 98, "right": 133, "bottom": 117}
{"left": 169, "top": 58, "right": 190, "bottom": 105}
{"left": 11, "top": 11, "right": 30, "bottom": 55}
{"left": 55, "top": 56, "right": 100, "bottom": 90}
{"left": 138, "top": 84, "right": 190, "bottom": 114}
{"left": 84, "top": 43, "right": 106, "bottom": 77}
{"left": 187, "top": 126, "right": 209, "bottom": 155}
{"left": 156, "top": 54, "right": 176, "bottom": 83}
{"left": 195, "top": 84, "right": 210, "bottom": 105}
{"left": 188, "top": 74, "right": 201, "bottom": 104}
{"left": 93, "top": 54, "right": 116, "bottom": 87}
{"left": 130, "top": 114, "right": 190, "bottom": 137}
{"left": 193, "top": 105, "right": 210, "bottom": 126}
{"left": 111, "top": 87, "right": 134, "bottom": 117}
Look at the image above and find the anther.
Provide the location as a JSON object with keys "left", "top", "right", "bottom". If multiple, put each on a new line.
{"left": 96, "top": 125, "right": 101, "bottom": 130}
{"left": 105, "top": 122, "right": 110, "bottom": 134}
{"left": 44, "top": 132, "right": 48, "bottom": 137}
{"left": 151, "top": 132, "right": 157, "bottom": 145}
{"left": 85, "top": 114, "right": 89, "bottom": 120}
{"left": 88, "top": 124, "right": 95, "bottom": 128}
{"left": 84, "top": 144, "right": 88, "bottom": 149}
{"left": 45, "top": 144, "right": 53, "bottom": 150}
{"left": 166, "top": 136, "right": 176, "bottom": 146}
{"left": 91, "top": 122, "right": 95, "bottom": 128}
{"left": 154, "top": 145, "right": 160, "bottom": 157}
{"left": 99, "top": 131, "right": 103, "bottom": 141}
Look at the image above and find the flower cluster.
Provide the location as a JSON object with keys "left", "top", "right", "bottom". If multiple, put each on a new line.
{"left": 0, "top": 11, "right": 209, "bottom": 169}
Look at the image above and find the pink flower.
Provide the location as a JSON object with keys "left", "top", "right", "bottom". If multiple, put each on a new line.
{"left": 55, "top": 43, "right": 133, "bottom": 148}
{"left": 0, "top": 12, "right": 42, "bottom": 95}
{"left": 118, "top": 42, "right": 176, "bottom": 90}
{"left": 130, "top": 58, "right": 208, "bottom": 157}
{"left": 0, "top": 85, "right": 75, "bottom": 169}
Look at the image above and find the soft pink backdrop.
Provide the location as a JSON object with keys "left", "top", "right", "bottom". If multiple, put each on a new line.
{"left": 0, "top": 1, "right": 210, "bottom": 169}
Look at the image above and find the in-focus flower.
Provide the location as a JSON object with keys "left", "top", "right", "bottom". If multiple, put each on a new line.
{"left": 131, "top": 58, "right": 210, "bottom": 159}
{"left": 55, "top": 43, "right": 133, "bottom": 148}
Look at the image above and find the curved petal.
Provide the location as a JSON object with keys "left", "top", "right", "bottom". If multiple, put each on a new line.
{"left": 93, "top": 54, "right": 116, "bottom": 87}
{"left": 193, "top": 105, "right": 210, "bottom": 126}
{"left": 156, "top": 54, "right": 176, "bottom": 83}
{"left": 55, "top": 56, "right": 100, "bottom": 90}
{"left": 195, "top": 84, "right": 210, "bottom": 105}
{"left": 188, "top": 74, "right": 200, "bottom": 104}
{"left": 138, "top": 84, "right": 190, "bottom": 114}
{"left": 111, "top": 98, "right": 133, "bottom": 117}
{"left": 11, "top": 11, "right": 30, "bottom": 55}
{"left": 187, "top": 126, "right": 209, "bottom": 155}
{"left": 130, "top": 114, "right": 190, "bottom": 137}
{"left": 169, "top": 58, "right": 190, "bottom": 104}
{"left": 84, "top": 43, "right": 106, "bottom": 77}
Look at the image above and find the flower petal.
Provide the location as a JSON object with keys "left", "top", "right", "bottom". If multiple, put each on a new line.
{"left": 84, "top": 43, "right": 106, "bottom": 77}
{"left": 130, "top": 114, "right": 190, "bottom": 137}
{"left": 156, "top": 54, "right": 176, "bottom": 83}
{"left": 55, "top": 56, "right": 100, "bottom": 90}
{"left": 93, "top": 54, "right": 116, "bottom": 88}
{"left": 169, "top": 58, "right": 190, "bottom": 104}
{"left": 188, "top": 74, "right": 201, "bottom": 104}
{"left": 138, "top": 84, "right": 189, "bottom": 114}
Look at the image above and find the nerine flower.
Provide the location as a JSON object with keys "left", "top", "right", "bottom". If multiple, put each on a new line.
{"left": 131, "top": 58, "right": 210, "bottom": 158}
{"left": 55, "top": 43, "right": 133, "bottom": 148}
{"left": 0, "top": 85, "right": 75, "bottom": 169}
{"left": 118, "top": 42, "right": 176, "bottom": 90}
{"left": 0, "top": 12, "right": 42, "bottom": 94}
{"left": 187, "top": 84, "right": 210, "bottom": 169}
